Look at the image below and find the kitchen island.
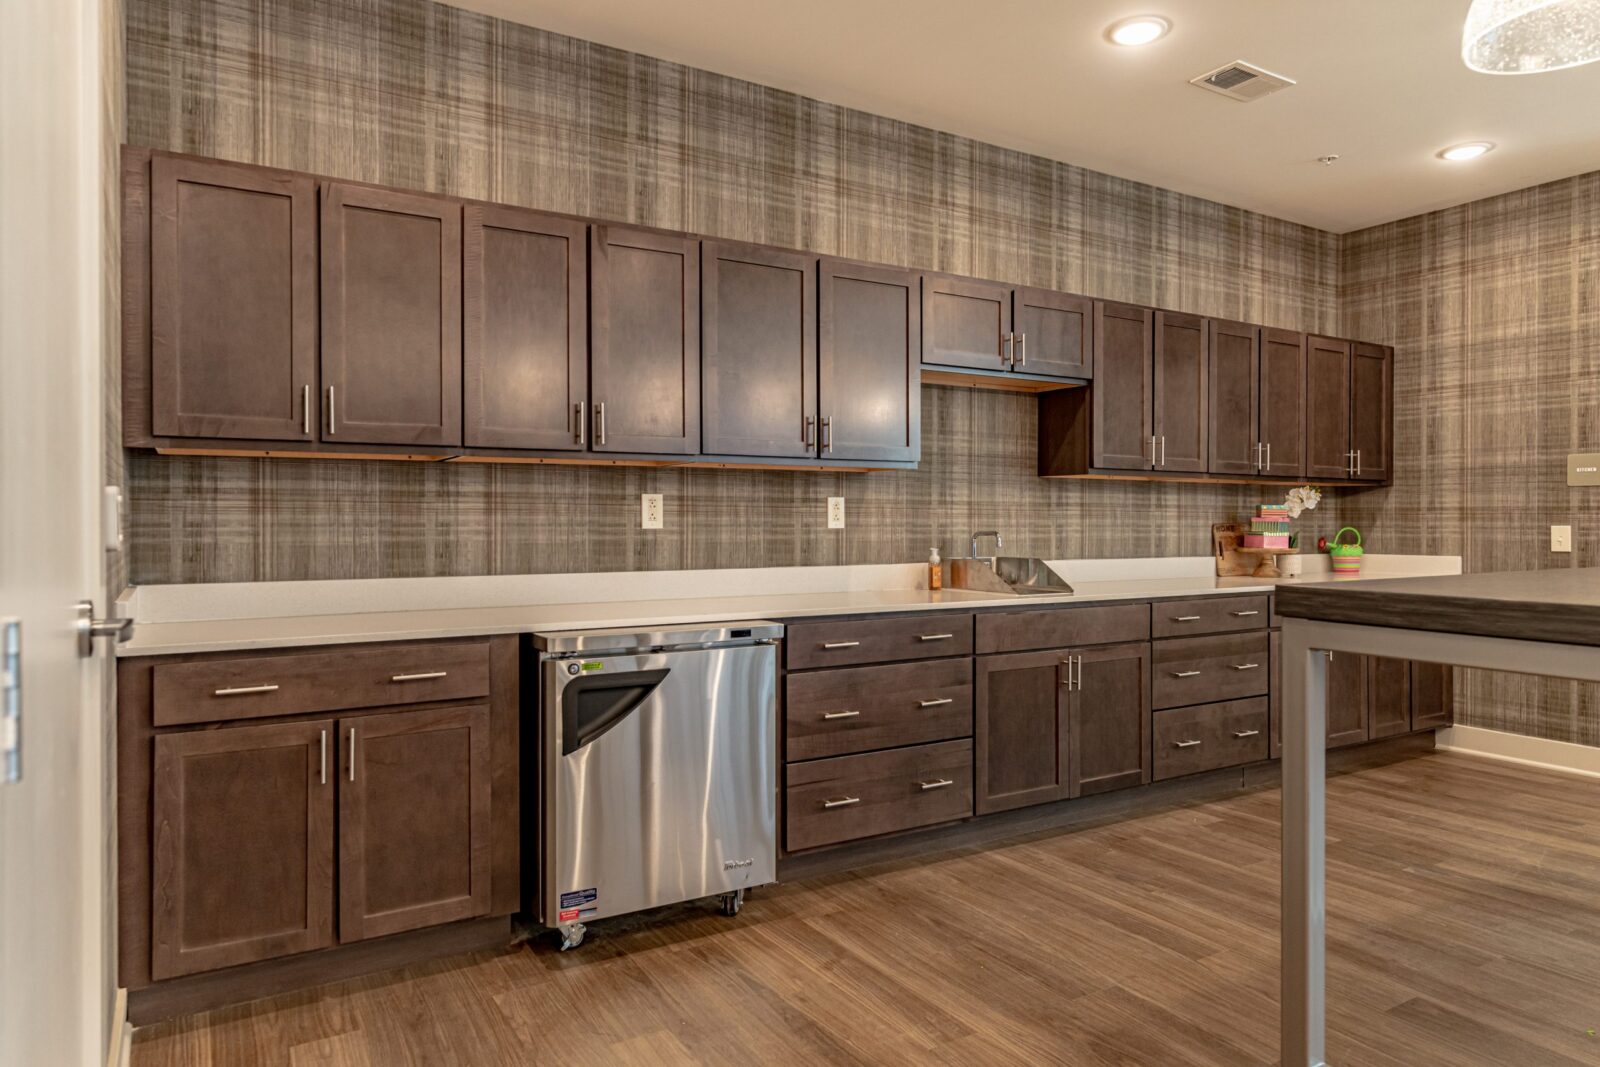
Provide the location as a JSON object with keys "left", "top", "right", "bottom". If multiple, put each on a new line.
{"left": 1275, "top": 568, "right": 1600, "bottom": 1067}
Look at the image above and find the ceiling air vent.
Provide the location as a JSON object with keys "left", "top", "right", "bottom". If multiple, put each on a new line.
{"left": 1189, "top": 60, "right": 1295, "bottom": 102}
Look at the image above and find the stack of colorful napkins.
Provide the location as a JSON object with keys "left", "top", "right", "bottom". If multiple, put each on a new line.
{"left": 1243, "top": 504, "right": 1291, "bottom": 548}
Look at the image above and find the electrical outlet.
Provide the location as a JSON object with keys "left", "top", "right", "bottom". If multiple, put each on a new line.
{"left": 641, "top": 493, "right": 664, "bottom": 530}
{"left": 827, "top": 497, "right": 845, "bottom": 529}
{"left": 1552, "top": 524, "right": 1572, "bottom": 553}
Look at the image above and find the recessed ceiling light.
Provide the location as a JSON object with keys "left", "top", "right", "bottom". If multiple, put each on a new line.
{"left": 1107, "top": 15, "right": 1171, "bottom": 47}
{"left": 1438, "top": 141, "right": 1496, "bottom": 161}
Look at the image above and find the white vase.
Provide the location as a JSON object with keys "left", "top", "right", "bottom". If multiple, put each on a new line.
{"left": 1279, "top": 555, "right": 1304, "bottom": 578}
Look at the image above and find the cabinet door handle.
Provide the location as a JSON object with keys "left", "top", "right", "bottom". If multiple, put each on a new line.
{"left": 918, "top": 633, "right": 954, "bottom": 642}
{"left": 348, "top": 727, "right": 357, "bottom": 782}
{"left": 822, "top": 640, "right": 860, "bottom": 649}
{"left": 595, "top": 401, "right": 606, "bottom": 446}
{"left": 823, "top": 796, "right": 860, "bottom": 809}
{"left": 1003, "top": 332, "right": 1014, "bottom": 366}
{"left": 1230, "top": 610, "right": 1260, "bottom": 617}
{"left": 1174, "top": 739, "right": 1203, "bottom": 748}
{"left": 1253, "top": 442, "right": 1262, "bottom": 471}
{"left": 214, "top": 684, "right": 279, "bottom": 697}
{"left": 1233, "top": 729, "right": 1261, "bottom": 739}
{"left": 1016, "top": 332, "right": 1026, "bottom": 367}
{"left": 1149, "top": 435, "right": 1158, "bottom": 465}
{"left": 1172, "top": 615, "right": 1202, "bottom": 622}
{"left": 1265, "top": 442, "right": 1272, "bottom": 472}
{"left": 804, "top": 414, "right": 815, "bottom": 448}
{"left": 319, "top": 729, "right": 327, "bottom": 785}
{"left": 1160, "top": 436, "right": 1166, "bottom": 467}
{"left": 1060, "top": 660, "right": 1072, "bottom": 688}
{"left": 1171, "top": 670, "right": 1203, "bottom": 678}
{"left": 822, "top": 709, "right": 861, "bottom": 720}
{"left": 326, "top": 386, "right": 336, "bottom": 435}
{"left": 1231, "top": 663, "right": 1261, "bottom": 671}
{"left": 821, "top": 416, "right": 833, "bottom": 453}
{"left": 391, "top": 671, "right": 447, "bottom": 682}
{"left": 1356, "top": 449, "right": 1362, "bottom": 476}
{"left": 917, "top": 778, "right": 954, "bottom": 791}
{"left": 918, "top": 698, "right": 954, "bottom": 708}
{"left": 575, "top": 400, "right": 586, "bottom": 445}
{"left": 302, "top": 384, "right": 311, "bottom": 435}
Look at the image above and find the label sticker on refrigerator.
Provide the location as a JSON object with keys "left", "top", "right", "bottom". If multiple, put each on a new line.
{"left": 579, "top": 661, "right": 604, "bottom": 672}
{"left": 558, "top": 908, "right": 582, "bottom": 922}
{"left": 560, "top": 887, "right": 598, "bottom": 909}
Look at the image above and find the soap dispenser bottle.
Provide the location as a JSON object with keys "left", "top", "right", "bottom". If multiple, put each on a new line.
{"left": 928, "top": 546, "right": 942, "bottom": 591}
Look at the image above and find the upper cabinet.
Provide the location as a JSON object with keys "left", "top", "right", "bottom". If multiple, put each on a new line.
{"left": 1349, "top": 342, "right": 1393, "bottom": 482}
{"left": 321, "top": 183, "right": 462, "bottom": 447}
{"left": 462, "top": 205, "right": 587, "bottom": 451}
{"left": 149, "top": 155, "right": 318, "bottom": 442}
{"left": 1305, "top": 335, "right": 1353, "bottom": 481}
{"left": 589, "top": 226, "right": 701, "bottom": 456}
{"left": 922, "top": 274, "right": 1093, "bottom": 383}
{"left": 701, "top": 242, "right": 816, "bottom": 459}
{"left": 818, "top": 259, "right": 920, "bottom": 464}
{"left": 1259, "top": 328, "right": 1308, "bottom": 479}
{"left": 1207, "top": 319, "right": 1260, "bottom": 477}
{"left": 1153, "top": 311, "right": 1209, "bottom": 473}
{"left": 1089, "top": 301, "right": 1155, "bottom": 470}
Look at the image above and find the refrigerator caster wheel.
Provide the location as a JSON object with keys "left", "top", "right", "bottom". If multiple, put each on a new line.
{"left": 718, "top": 890, "right": 744, "bottom": 917}
{"left": 558, "top": 922, "right": 586, "bottom": 951}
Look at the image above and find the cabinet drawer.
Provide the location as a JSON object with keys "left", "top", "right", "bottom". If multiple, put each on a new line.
{"left": 786, "top": 615, "right": 973, "bottom": 670}
{"left": 785, "top": 740, "right": 973, "bottom": 852}
{"left": 975, "top": 603, "right": 1149, "bottom": 654}
{"left": 1152, "top": 632, "right": 1269, "bottom": 710}
{"left": 1152, "top": 595, "right": 1270, "bottom": 639}
{"left": 152, "top": 641, "right": 491, "bottom": 726}
{"left": 1153, "top": 698, "right": 1270, "bottom": 780}
{"left": 786, "top": 658, "right": 972, "bottom": 761}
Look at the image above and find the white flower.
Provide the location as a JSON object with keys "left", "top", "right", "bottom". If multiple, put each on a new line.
{"left": 1281, "top": 485, "right": 1321, "bottom": 519}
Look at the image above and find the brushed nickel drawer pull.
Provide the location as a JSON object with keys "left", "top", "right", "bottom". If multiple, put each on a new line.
{"left": 918, "top": 698, "right": 954, "bottom": 708}
{"left": 917, "top": 778, "right": 954, "bottom": 791}
{"left": 327, "top": 386, "right": 336, "bottom": 435}
{"left": 1172, "top": 615, "right": 1202, "bottom": 622}
{"left": 214, "top": 684, "right": 279, "bottom": 697}
{"left": 1233, "top": 729, "right": 1262, "bottom": 738}
{"left": 822, "top": 710, "right": 861, "bottom": 720}
{"left": 302, "top": 384, "right": 311, "bottom": 435}
{"left": 319, "top": 729, "right": 327, "bottom": 785}
{"left": 348, "top": 727, "right": 357, "bottom": 782}
{"left": 1171, "top": 670, "right": 1203, "bottom": 678}
{"left": 391, "top": 671, "right": 448, "bottom": 682}
{"left": 918, "top": 633, "right": 954, "bottom": 642}
{"left": 822, "top": 640, "right": 861, "bottom": 649}
{"left": 822, "top": 796, "right": 860, "bottom": 809}
{"left": 1230, "top": 610, "right": 1261, "bottom": 617}
{"left": 1231, "top": 663, "right": 1261, "bottom": 671}
{"left": 1174, "top": 739, "right": 1203, "bottom": 748}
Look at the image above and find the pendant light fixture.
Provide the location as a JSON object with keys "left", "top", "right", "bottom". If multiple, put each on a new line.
{"left": 1462, "top": 0, "right": 1600, "bottom": 74}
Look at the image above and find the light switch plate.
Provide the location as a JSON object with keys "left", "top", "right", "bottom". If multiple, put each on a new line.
{"left": 641, "top": 493, "right": 664, "bottom": 530}
{"left": 827, "top": 497, "right": 845, "bottom": 529}
{"left": 1552, "top": 525, "right": 1572, "bottom": 553}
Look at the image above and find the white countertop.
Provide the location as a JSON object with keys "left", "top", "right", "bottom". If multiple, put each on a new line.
{"left": 116, "top": 555, "right": 1462, "bottom": 657}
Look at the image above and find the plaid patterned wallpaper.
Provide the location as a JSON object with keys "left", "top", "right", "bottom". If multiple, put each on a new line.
{"left": 1341, "top": 174, "right": 1600, "bottom": 742}
{"left": 123, "top": 0, "right": 1349, "bottom": 587}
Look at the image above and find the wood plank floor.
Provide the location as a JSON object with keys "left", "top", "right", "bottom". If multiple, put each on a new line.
{"left": 131, "top": 752, "right": 1600, "bottom": 1066}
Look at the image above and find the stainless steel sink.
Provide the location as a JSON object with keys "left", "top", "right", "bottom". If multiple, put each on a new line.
{"left": 946, "top": 556, "right": 1074, "bottom": 597}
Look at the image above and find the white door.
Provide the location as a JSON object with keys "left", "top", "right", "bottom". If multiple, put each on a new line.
{"left": 0, "top": 1, "right": 118, "bottom": 1065}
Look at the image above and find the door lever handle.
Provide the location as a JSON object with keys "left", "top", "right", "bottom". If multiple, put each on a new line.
{"left": 76, "top": 600, "right": 133, "bottom": 657}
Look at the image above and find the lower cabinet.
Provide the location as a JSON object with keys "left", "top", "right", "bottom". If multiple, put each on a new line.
{"left": 1152, "top": 698, "right": 1269, "bottom": 781}
{"left": 1325, "top": 651, "right": 1370, "bottom": 748}
{"left": 1411, "top": 661, "right": 1455, "bottom": 730}
{"left": 151, "top": 720, "right": 335, "bottom": 980}
{"left": 785, "top": 740, "right": 974, "bottom": 852}
{"left": 1266, "top": 640, "right": 1455, "bottom": 754}
{"left": 1366, "top": 657, "right": 1413, "bottom": 739}
{"left": 974, "top": 642, "right": 1149, "bottom": 814}
{"left": 339, "top": 705, "right": 493, "bottom": 942}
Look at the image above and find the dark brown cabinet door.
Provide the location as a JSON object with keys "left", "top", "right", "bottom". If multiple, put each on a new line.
{"left": 1259, "top": 328, "right": 1308, "bottom": 479}
{"left": 321, "top": 184, "right": 462, "bottom": 447}
{"left": 1154, "top": 311, "right": 1209, "bottom": 473}
{"left": 974, "top": 650, "right": 1070, "bottom": 814}
{"left": 1305, "top": 335, "right": 1352, "bottom": 480}
{"left": 590, "top": 226, "right": 701, "bottom": 455}
{"left": 462, "top": 205, "right": 587, "bottom": 450}
{"left": 339, "top": 704, "right": 492, "bottom": 942}
{"left": 1350, "top": 342, "right": 1393, "bottom": 482}
{"left": 150, "top": 155, "right": 318, "bottom": 441}
{"left": 1207, "top": 319, "right": 1259, "bottom": 475}
{"left": 151, "top": 720, "right": 334, "bottom": 979}
{"left": 1014, "top": 287, "right": 1092, "bottom": 378}
{"left": 1325, "top": 652, "right": 1369, "bottom": 748}
{"left": 1270, "top": 629, "right": 1283, "bottom": 759}
{"left": 921, "top": 274, "right": 1012, "bottom": 372}
{"left": 701, "top": 242, "right": 817, "bottom": 458}
{"left": 819, "top": 259, "right": 920, "bottom": 463}
{"left": 1091, "top": 301, "right": 1154, "bottom": 470}
{"left": 1410, "top": 661, "right": 1454, "bottom": 730}
{"left": 1068, "top": 642, "right": 1150, "bottom": 798}
{"left": 1367, "top": 657, "right": 1412, "bottom": 739}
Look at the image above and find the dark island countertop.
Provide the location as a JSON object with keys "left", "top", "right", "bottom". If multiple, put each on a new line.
{"left": 1275, "top": 568, "right": 1600, "bottom": 647}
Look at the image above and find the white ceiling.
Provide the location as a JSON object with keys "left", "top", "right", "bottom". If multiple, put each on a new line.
{"left": 452, "top": 0, "right": 1600, "bottom": 233}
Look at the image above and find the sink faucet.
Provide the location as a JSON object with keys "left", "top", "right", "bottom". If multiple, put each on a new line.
{"left": 971, "top": 530, "right": 1002, "bottom": 558}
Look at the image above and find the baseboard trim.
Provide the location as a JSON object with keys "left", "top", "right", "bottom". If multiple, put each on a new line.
{"left": 1437, "top": 725, "right": 1600, "bottom": 780}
